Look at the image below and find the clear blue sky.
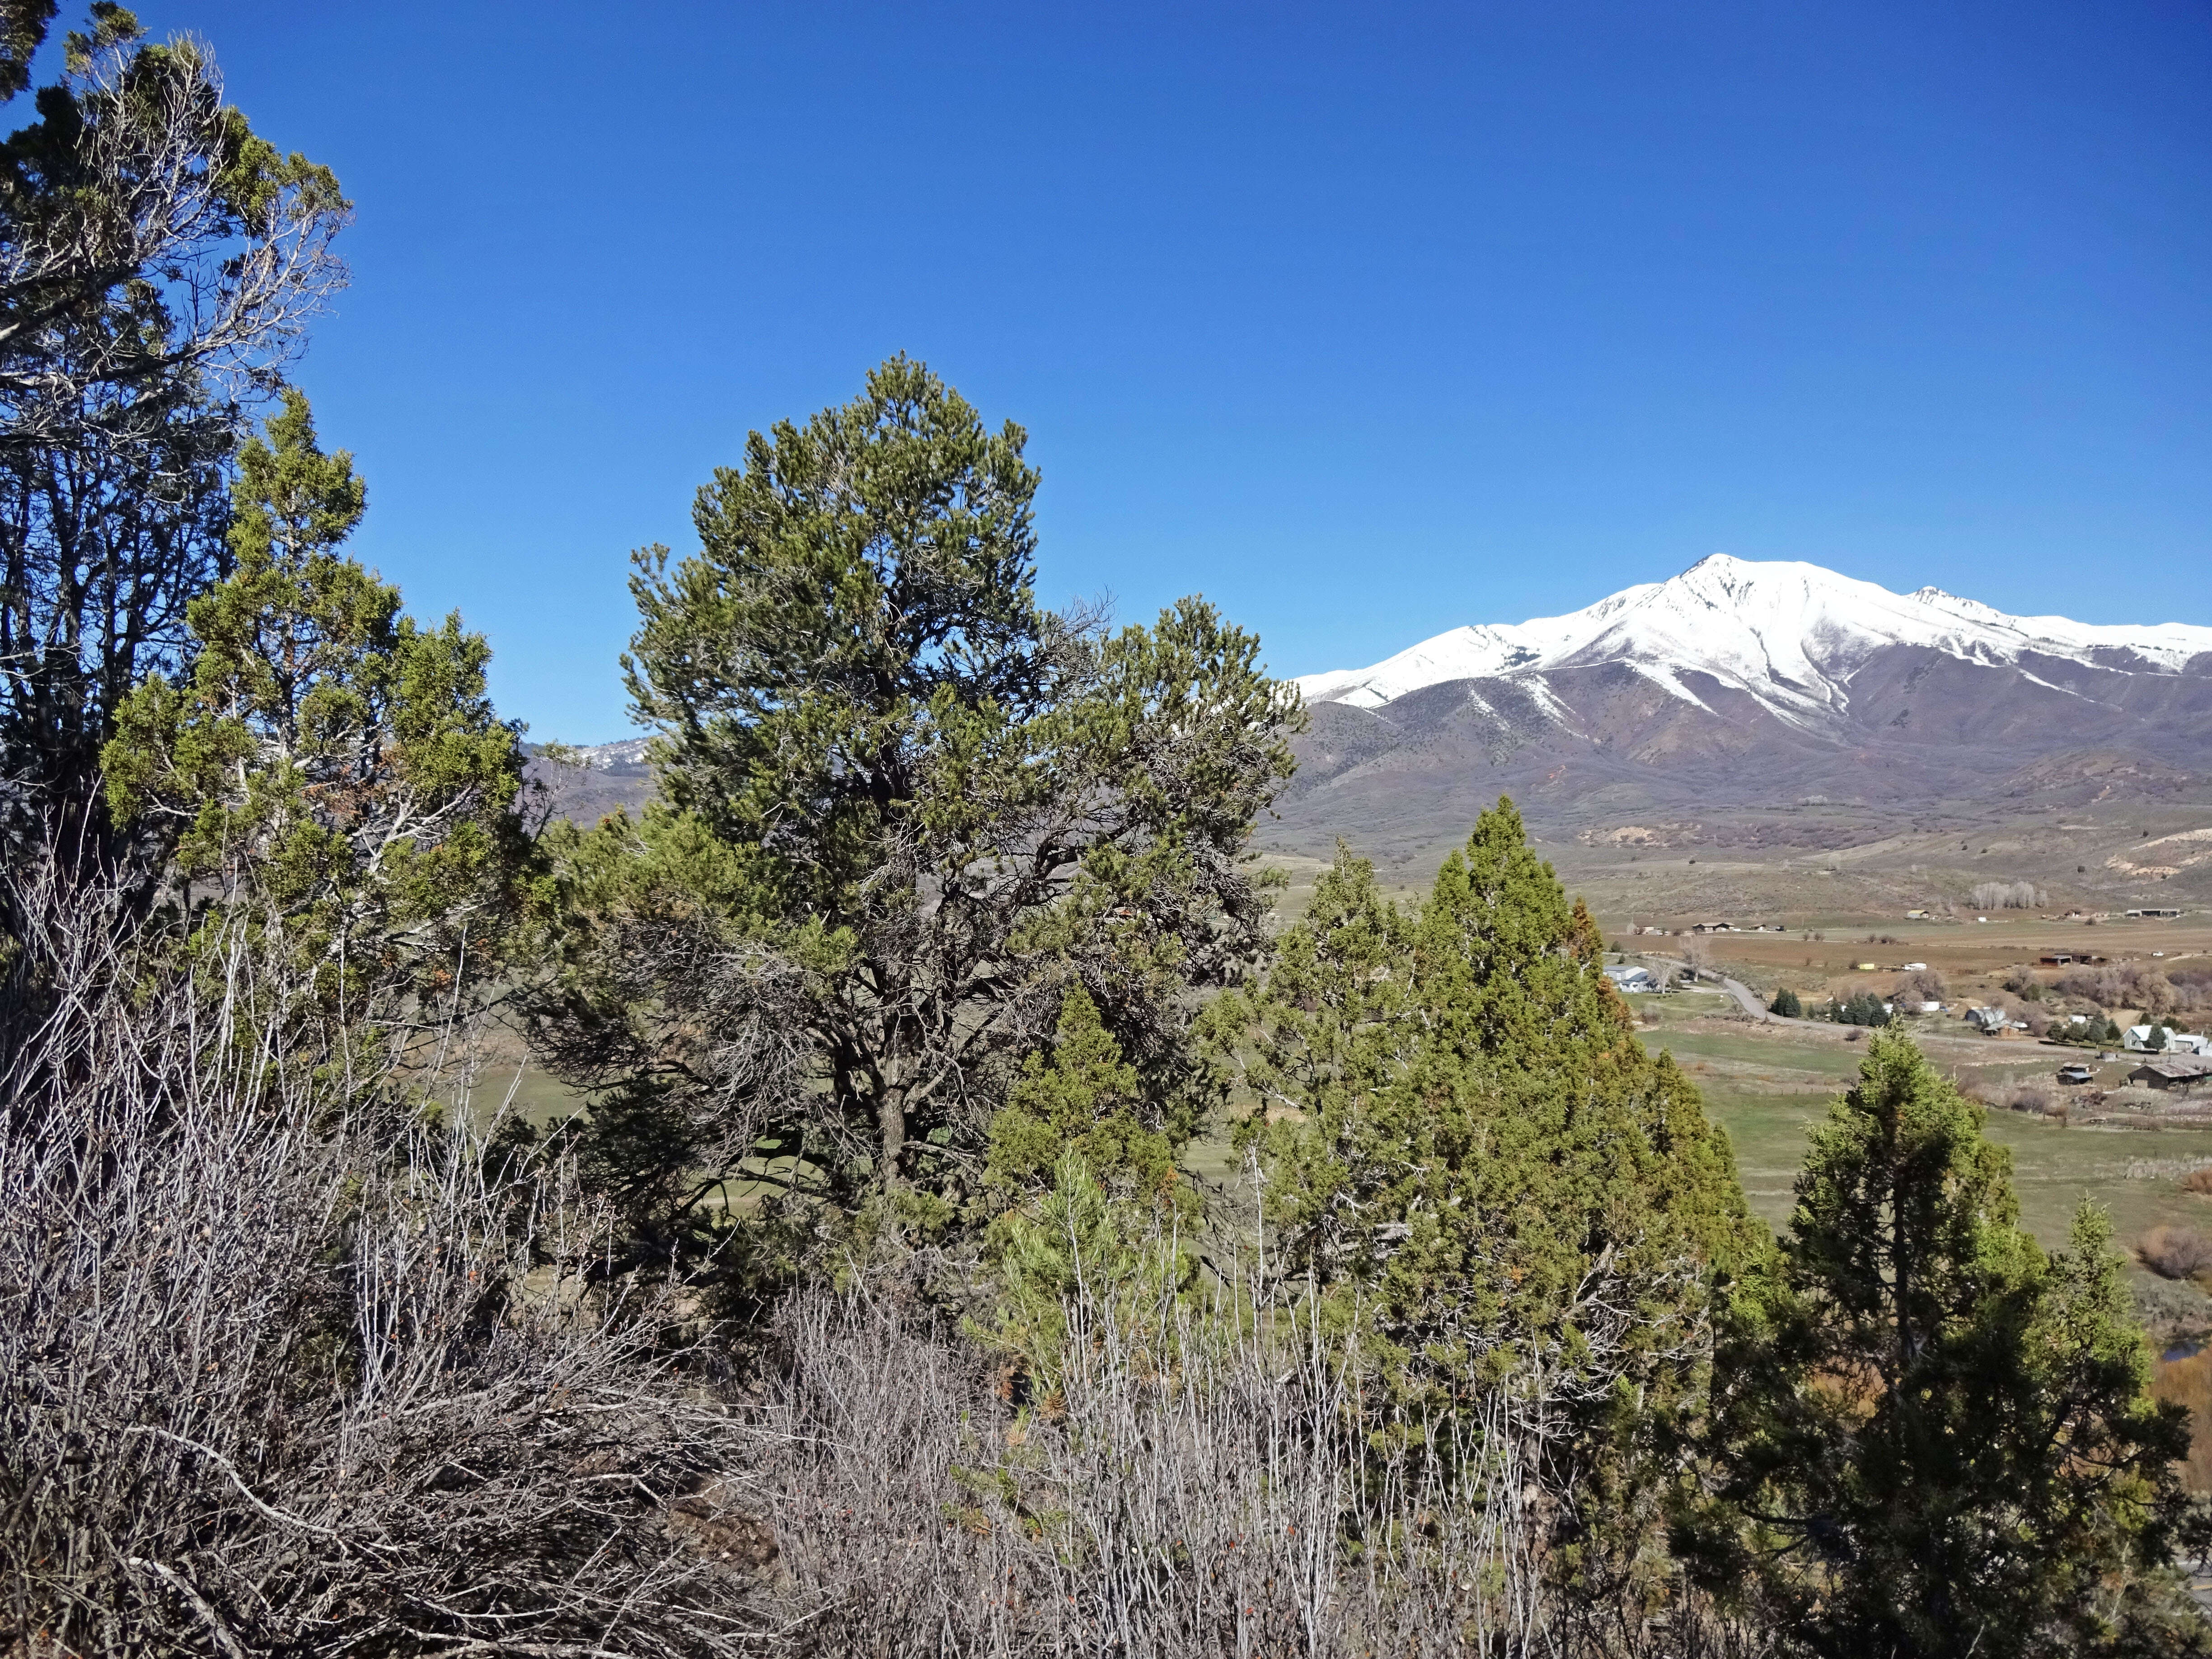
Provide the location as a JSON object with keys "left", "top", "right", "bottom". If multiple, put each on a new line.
{"left": 117, "top": 1, "right": 2212, "bottom": 740}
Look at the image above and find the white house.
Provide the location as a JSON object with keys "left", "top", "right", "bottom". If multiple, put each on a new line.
{"left": 1603, "top": 965, "right": 1659, "bottom": 994}
{"left": 2124, "top": 1026, "right": 2211, "bottom": 1055}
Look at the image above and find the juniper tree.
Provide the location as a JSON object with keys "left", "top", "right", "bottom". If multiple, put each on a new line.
{"left": 1689, "top": 1031, "right": 2202, "bottom": 1657}
{"left": 101, "top": 391, "right": 527, "bottom": 1044}
{"left": 528, "top": 356, "right": 1301, "bottom": 1246}
{"left": 1223, "top": 801, "right": 1755, "bottom": 1636}
{"left": 1232, "top": 801, "right": 1751, "bottom": 1385}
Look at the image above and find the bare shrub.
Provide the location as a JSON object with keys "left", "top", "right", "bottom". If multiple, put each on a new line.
{"left": 1897, "top": 968, "right": 1948, "bottom": 1006}
{"left": 2006, "top": 1081, "right": 2057, "bottom": 1115}
{"left": 759, "top": 1258, "right": 1748, "bottom": 1659}
{"left": 2140, "top": 1226, "right": 2212, "bottom": 1282}
{"left": 2053, "top": 963, "right": 2199, "bottom": 1020}
{"left": 2183, "top": 1168, "right": 2212, "bottom": 1196}
{"left": 0, "top": 858, "right": 775, "bottom": 1656}
{"left": 2153, "top": 1350, "right": 2212, "bottom": 1496}
{"left": 2133, "top": 1274, "right": 2212, "bottom": 1339}
{"left": 2170, "top": 967, "right": 2212, "bottom": 1016}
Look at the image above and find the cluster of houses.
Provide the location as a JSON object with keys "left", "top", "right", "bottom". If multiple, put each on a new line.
{"left": 2054, "top": 1057, "right": 2212, "bottom": 1092}
{"left": 1959, "top": 1010, "right": 2211, "bottom": 1052}
{"left": 1894, "top": 907, "right": 2189, "bottom": 923}
{"left": 1623, "top": 922, "right": 1786, "bottom": 937}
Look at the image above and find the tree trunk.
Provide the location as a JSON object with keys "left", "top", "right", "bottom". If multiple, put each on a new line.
{"left": 876, "top": 1083, "right": 907, "bottom": 1191}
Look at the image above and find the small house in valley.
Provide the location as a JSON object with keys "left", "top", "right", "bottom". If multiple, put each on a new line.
{"left": 2125, "top": 1026, "right": 2211, "bottom": 1055}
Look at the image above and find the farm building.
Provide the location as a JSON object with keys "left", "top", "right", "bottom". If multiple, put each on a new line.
{"left": 2128, "top": 1057, "right": 2212, "bottom": 1092}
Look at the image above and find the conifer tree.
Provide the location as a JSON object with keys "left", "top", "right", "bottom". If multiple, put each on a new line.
{"left": 1689, "top": 1031, "right": 2202, "bottom": 1657}
{"left": 1211, "top": 839, "right": 1421, "bottom": 1265}
{"left": 985, "top": 984, "right": 1181, "bottom": 1206}
{"left": 530, "top": 357, "right": 1300, "bottom": 1242}
{"left": 980, "top": 1152, "right": 1195, "bottom": 1390}
{"left": 1235, "top": 802, "right": 1751, "bottom": 1381}
{"left": 1227, "top": 799, "right": 1757, "bottom": 1625}
{"left": 976, "top": 987, "right": 1199, "bottom": 1387}
{"left": 102, "top": 391, "right": 526, "bottom": 1036}
{"left": 0, "top": 4, "right": 347, "bottom": 881}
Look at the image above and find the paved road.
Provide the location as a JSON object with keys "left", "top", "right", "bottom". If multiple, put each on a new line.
{"left": 1711, "top": 972, "right": 1802, "bottom": 1024}
{"left": 1631, "top": 954, "right": 1810, "bottom": 1025}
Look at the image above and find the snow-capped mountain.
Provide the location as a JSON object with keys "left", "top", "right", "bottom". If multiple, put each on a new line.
{"left": 1273, "top": 556, "right": 2212, "bottom": 862}
{"left": 1296, "top": 555, "right": 2212, "bottom": 727}
{"left": 525, "top": 736, "right": 655, "bottom": 824}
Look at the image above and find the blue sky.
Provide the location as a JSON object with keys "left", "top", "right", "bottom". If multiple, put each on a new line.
{"left": 112, "top": 1, "right": 2212, "bottom": 740}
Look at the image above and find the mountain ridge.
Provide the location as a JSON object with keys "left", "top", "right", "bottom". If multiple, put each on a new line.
{"left": 1270, "top": 556, "right": 2212, "bottom": 883}
{"left": 1295, "top": 555, "right": 2212, "bottom": 723}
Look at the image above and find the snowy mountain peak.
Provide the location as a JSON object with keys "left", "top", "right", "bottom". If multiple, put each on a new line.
{"left": 1294, "top": 557, "right": 2212, "bottom": 720}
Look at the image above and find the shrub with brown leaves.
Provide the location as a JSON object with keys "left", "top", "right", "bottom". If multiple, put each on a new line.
{"left": 2140, "top": 1225, "right": 2212, "bottom": 1282}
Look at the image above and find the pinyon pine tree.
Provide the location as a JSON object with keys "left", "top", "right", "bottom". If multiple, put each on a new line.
{"left": 528, "top": 356, "right": 1300, "bottom": 1254}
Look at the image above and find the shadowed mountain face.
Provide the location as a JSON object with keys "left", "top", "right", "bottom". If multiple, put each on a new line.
{"left": 1273, "top": 558, "right": 2212, "bottom": 868}
{"left": 525, "top": 739, "right": 656, "bottom": 827}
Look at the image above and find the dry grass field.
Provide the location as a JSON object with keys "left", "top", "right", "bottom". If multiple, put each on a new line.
{"left": 1667, "top": 916, "right": 2212, "bottom": 1000}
